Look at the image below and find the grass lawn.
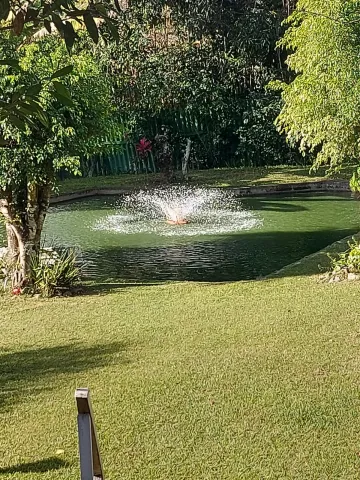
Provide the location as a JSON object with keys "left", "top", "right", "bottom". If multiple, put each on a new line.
{"left": 2, "top": 167, "right": 360, "bottom": 478}
{"left": 2, "top": 258, "right": 360, "bottom": 479}
{"left": 55, "top": 165, "right": 354, "bottom": 195}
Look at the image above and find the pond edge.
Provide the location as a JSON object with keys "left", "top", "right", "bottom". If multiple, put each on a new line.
{"left": 266, "top": 231, "right": 360, "bottom": 280}
{"left": 51, "top": 179, "right": 350, "bottom": 204}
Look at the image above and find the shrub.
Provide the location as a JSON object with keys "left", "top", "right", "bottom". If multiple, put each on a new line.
{"left": 29, "top": 248, "right": 81, "bottom": 297}
{"left": 0, "top": 246, "right": 82, "bottom": 296}
{"left": 324, "top": 238, "right": 360, "bottom": 282}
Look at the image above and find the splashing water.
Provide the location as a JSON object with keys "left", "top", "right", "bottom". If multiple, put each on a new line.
{"left": 93, "top": 186, "right": 262, "bottom": 236}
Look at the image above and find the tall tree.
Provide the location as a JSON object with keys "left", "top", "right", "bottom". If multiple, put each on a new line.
{"left": 0, "top": 34, "right": 116, "bottom": 285}
{"left": 274, "top": 0, "right": 360, "bottom": 172}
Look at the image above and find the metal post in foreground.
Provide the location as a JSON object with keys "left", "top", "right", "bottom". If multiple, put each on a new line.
{"left": 75, "top": 388, "right": 104, "bottom": 480}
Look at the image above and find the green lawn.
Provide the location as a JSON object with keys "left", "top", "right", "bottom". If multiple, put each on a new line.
{"left": 55, "top": 165, "right": 353, "bottom": 195}
{"left": 2, "top": 258, "right": 360, "bottom": 479}
{"left": 2, "top": 167, "right": 359, "bottom": 478}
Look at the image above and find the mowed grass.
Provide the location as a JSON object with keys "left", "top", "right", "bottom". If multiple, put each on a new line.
{"left": 2, "top": 274, "right": 360, "bottom": 479}
{"left": 55, "top": 165, "right": 353, "bottom": 195}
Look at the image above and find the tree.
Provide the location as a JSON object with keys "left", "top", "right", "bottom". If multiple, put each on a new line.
{"left": 273, "top": 0, "right": 360, "bottom": 172}
{"left": 0, "top": 34, "right": 116, "bottom": 286}
{"left": 98, "top": 0, "right": 300, "bottom": 172}
{"left": 0, "top": 0, "right": 119, "bottom": 134}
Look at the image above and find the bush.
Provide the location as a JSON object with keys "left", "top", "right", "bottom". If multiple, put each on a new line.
{"left": 0, "top": 246, "right": 82, "bottom": 297}
{"left": 29, "top": 247, "right": 82, "bottom": 297}
{"left": 324, "top": 238, "right": 360, "bottom": 282}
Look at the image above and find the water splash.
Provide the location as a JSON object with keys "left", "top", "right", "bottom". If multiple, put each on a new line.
{"left": 93, "top": 186, "right": 262, "bottom": 236}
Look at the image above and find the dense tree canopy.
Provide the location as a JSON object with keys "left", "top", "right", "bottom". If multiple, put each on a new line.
{"left": 0, "top": 0, "right": 118, "bottom": 134}
{"left": 274, "top": 0, "right": 360, "bottom": 173}
{"left": 97, "top": 0, "right": 300, "bottom": 169}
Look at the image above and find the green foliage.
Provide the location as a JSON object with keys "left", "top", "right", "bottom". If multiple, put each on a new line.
{"left": 330, "top": 239, "right": 360, "bottom": 271}
{"left": 0, "top": 57, "right": 74, "bottom": 134}
{"left": 0, "top": 0, "right": 119, "bottom": 134}
{"left": 235, "top": 92, "right": 302, "bottom": 167}
{"left": 350, "top": 167, "right": 360, "bottom": 192}
{"left": 29, "top": 247, "right": 81, "bottom": 297}
{"left": 0, "top": 32, "right": 118, "bottom": 288}
{"left": 325, "top": 238, "right": 360, "bottom": 281}
{"left": 1, "top": 0, "right": 116, "bottom": 47}
{"left": 274, "top": 0, "right": 360, "bottom": 173}
{"left": 0, "top": 34, "right": 117, "bottom": 190}
{"left": 0, "top": 246, "right": 81, "bottom": 296}
{"left": 96, "top": 0, "right": 300, "bottom": 170}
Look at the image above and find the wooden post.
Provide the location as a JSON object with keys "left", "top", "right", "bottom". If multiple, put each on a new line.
{"left": 75, "top": 388, "right": 104, "bottom": 480}
{"left": 182, "top": 138, "right": 192, "bottom": 181}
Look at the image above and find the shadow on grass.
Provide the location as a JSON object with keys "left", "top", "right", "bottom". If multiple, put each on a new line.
{"left": 0, "top": 342, "right": 127, "bottom": 412}
{"left": 82, "top": 282, "right": 164, "bottom": 296}
{"left": 245, "top": 199, "right": 308, "bottom": 212}
{"left": 0, "top": 457, "right": 68, "bottom": 474}
{"left": 57, "top": 168, "right": 276, "bottom": 193}
{"left": 194, "top": 166, "right": 352, "bottom": 187}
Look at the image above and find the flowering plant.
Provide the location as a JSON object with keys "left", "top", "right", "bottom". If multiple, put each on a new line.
{"left": 136, "top": 137, "right": 152, "bottom": 157}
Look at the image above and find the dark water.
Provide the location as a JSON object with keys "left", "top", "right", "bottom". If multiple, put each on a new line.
{"left": 1, "top": 193, "right": 359, "bottom": 282}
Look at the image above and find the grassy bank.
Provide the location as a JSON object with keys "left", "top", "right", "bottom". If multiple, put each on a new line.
{"left": 2, "top": 269, "right": 360, "bottom": 479}
{"left": 269, "top": 232, "right": 360, "bottom": 279}
{"left": 55, "top": 165, "right": 353, "bottom": 195}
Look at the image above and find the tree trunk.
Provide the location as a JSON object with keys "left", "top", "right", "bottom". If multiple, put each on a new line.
{"left": 5, "top": 223, "right": 24, "bottom": 287}
{"left": 88, "top": 157, "right": 96, "bottom": 178}
{"left": 182, "top": 138, "right": 192, "bottom": 181}
{"left": 0, "top": 196, "right": 26, "bottom": 286}
{"left": 6, "top": 224, "right": 18, "bottom": 263}
{"left": 0, "top": 183, "right": 51, "bottom": 287}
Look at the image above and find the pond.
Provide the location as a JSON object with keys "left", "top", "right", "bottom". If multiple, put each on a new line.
{"left": 1, "top": 192, "right": 359, "bottom": 282}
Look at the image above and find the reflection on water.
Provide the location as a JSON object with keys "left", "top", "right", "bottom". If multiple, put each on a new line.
{"left": 81, "top": 228, "right": 358, "bottom": 282}
{"left": 0, "top": 192, "right": 359, "bottom": 282}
